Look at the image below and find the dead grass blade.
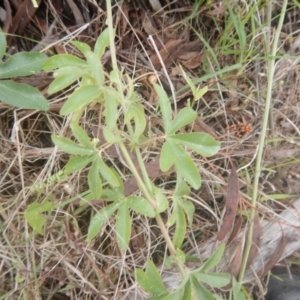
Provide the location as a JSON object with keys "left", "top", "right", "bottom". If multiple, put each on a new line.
{"left": 246, "top": 213, "right": 261, "bottom": 269}
{"left": 261, "top": 234, "right": 287, "bottom": 276}
{"left": 217, "top": 165, "right": 239, "bottom": 242}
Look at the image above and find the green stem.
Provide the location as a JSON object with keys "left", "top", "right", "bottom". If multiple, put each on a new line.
{"left": 105, "top": 0, "right": 176, "bottom": 257}
{"left": 238, "top": 0, "right": 288, "bottom": 283}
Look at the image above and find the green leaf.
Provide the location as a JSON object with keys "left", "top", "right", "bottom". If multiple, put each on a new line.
{"left": 85, "top": 51, "right": 104, "bottom": 86}
{"left": 135, "top": 260, "right": 168, "bottom": 295}
{"left": 197, "top": 243, "right": 225, "bottom": 273}
{"left": 155, "top": 187, "right": 169, "bottom": 213}
{"left": 24, "top": 200, "right": 53, "bottom": 235}
{"left": 175, "top": 248, "right": 186, "bottom": 265}
{"left": 127, "top": 196, "right": 155, "bottom": 218}
{"left": 60, "top": 85, "right": 101, "bottom": 115}
{"left": 125, "top": 103, "right": 146, "bottom": 140}
{"left": 194, "top": 272, "right": 231, "bottom": 288}
{"left": 178, "top": 199, "right": 195, "bottom": 225}
{"left": 194, "top": 86, "right": 208, "bottom": 102}
{"left": 103, "top": 87, "right": 120, "bottom": 129}
{"left": 146, "top": 260, "right": 169, "bottom": 294}
{"left": 232, "top": 278, "right": 246, "bottom": 300}
{"left": 154, "top": 84, "right": 172, "bottom": 133}
{"left": 0, "top": 80, "right": 49, "bottom": 110}
{"left": 88, "top": 159, "right": 102, "bottom": 199}
{"left": 172, "top": 143, "right": 201, "bottom": 189}
{"left": 64, "top": 155, "right": 94, "bottom": 175}
{"left": 52, "top": 66, "right": 89, "bottom": 78}
{"left": 0, "top": 28, "right": 7, "bottom": 60}
{"left": 159, "top": 288, "right": 184, "bottom": 300}
{"left": 109, "top": 69, "right": 120, "bottom": 85}
{"left": 102, "top": 126, "right": 121, "bottom": 143}
{"left": 102, "top": 189, "right": 123, "bottom": 201}
{"left": 94, "top": 28, "right": 110, "bottom": 58}
{"left": 168, "top": 107, "right": 197, "bottom": 135}
{"left": 48, "top": 74, "right": 79, "bottom": 94}
{"left": 70, "top": 122, "right": 94, "bottom": 149}
{"left": 174, "top": 175, "right": 190, "bottom": 197}
{"left": 98, "top": 160, "right": 122, "bottom": 189}
{"left": 87, "top": 202, "right": 119, "bottom": 242}
{"left": 172, "top": 206, "right": 186, "bottom": 249}
{"left": 116, "top": 202, "right": 131, "bottom": 250}
{"left": 135, "top": 269, "right": 168, "bottom": 296}
{"left": 190, "top": 276, "right": 214, "bottom": 300}
{"left": 71, "top": 40, "right": 91, "bottom": 54}
{"left": 0, "top": 52, "right": 47, "bottom": 79}
{"left": 179, "top": 65, "right": 196, "bottom": 94}
{"left": 43, "top": 54, "right": 87, "bottom": 71}
{"left": 182, "top": 278, "right": 192, "bottom": 300}
{"left": 160, "top": 140, "right": 175, "bottom": 172}
{"left": 170, "top": 133, "right": 220, "bottom": 157}
{"left": 51, "top": 134, "right": 95, "bottom": 155}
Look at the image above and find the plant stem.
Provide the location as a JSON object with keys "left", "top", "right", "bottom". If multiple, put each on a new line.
{"left": 155, "top": 213, "right": 176, "bottom": 256}
{"left": 238, "top": 0, "right": 288, "bottom": 283}
{"left": 105, "top": 0, "right": 176, "bottom": 257}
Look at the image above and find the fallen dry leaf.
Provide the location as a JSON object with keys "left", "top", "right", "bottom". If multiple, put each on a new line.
{"left": 261, "top": 234, "right": 286, "bottom": 276}
{"left": 230, "top": 234, "right": 245, "bottom": 278}
{"left": 178, "top": 51, "right": 203, "bottom": 69}
{"left": 226, "top": 215, "right": 243, "bottom": 246}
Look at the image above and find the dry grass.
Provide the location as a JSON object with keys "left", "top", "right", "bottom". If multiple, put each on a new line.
{"left": 1, "top": 0, "right": 300, "bottom": 299}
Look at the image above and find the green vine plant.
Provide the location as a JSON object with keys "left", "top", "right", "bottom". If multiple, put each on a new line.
{"left": 0, "top": 28, "right": 49, "bottom": 111}
{"left": 38, "top": 26, "right": 234, "bottom": 299}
